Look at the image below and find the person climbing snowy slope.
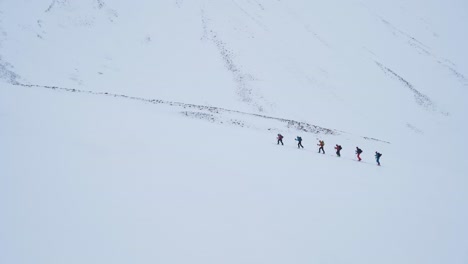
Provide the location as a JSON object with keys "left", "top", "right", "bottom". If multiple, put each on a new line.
{"left": 356, "top": 147, "right": 363, "bottom": 161}
{"left": 375, "top": 151, "right": 382, "bottom": 166}
{"left": 277, "top": 134, "right": 284, "bottom": 145}
{"left": 295, "top": 136, "right": 304, "bottom": 149}
{"left": 317, "top": 140, "right": 325, "bottom": 154}
{"left": 335, "top": 144, "right": 342, "bottom": 157}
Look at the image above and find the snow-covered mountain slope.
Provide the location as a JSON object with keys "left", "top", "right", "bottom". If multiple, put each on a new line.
{"left": 1, "top": 0, "right": 467, "bottom": 134}
{"left": 1, "top": 0, "right": 467, "bottom": 263}
{"left": 2, "top": 84, "right": 467, "bottom": 264}
{"left": 0, "top": 81, "right": 468, "bottom": 263}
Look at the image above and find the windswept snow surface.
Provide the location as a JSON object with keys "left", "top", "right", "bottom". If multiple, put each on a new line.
{"left": 1, "top": 0, "right": 468, "bottom": 263}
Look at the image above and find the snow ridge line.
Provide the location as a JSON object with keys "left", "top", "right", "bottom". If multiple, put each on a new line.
{"left": 379, "top": 17, "right": 467, "bottom": 86}
{"left": 12, "top": 82, "right": 390, "bottom": 143}
{"left": 375, "top": 62, "right": 437, "bottom": 111}
{"left": 13, "top": 82, "right": 335, "bottom": 134}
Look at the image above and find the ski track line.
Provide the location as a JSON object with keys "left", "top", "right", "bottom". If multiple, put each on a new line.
{"left": 11, "top": 82, "right": 390, "bottom": 144}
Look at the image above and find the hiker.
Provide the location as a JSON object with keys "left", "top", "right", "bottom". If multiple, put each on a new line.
{"left": 277, "top": 134, "right": 284, "bottom": 145}
{"left": 317, "top": 140, "right": 325, "bottom": 154}
{"left": 375, "top": 151, "right": 382, "bottom": 166}
{"left": 295, "top": 136, "right": 304, "bottom": 149}
{"left": 334, "top": 144, "right": 342, "bottom": 157}
{"left": 356, "top": 147, "right": 363, "bottom": 161}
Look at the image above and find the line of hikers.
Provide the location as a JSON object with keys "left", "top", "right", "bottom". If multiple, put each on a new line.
{"left": 277, "top": 134, "right": 383, "bottom": 166}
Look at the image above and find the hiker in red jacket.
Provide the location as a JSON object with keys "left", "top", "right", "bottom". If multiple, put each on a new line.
{"left": 356, "top": 147, "right": 363, "bottom": 161}
{"left": 277, "top": 134, "right": 284, "bottom": 145}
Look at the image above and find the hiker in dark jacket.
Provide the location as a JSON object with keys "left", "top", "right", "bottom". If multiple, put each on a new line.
{"left": 277, "top": 134, "right": 284, "bottom": 145}
{"left": 295, "top": 136, "right": 304, "bottom": 149}
{"left": 375, "top": 151, "right": 382, "bottom": 166}
{"left": 334, "top": 144, "right": 342, "bottom": 157}
{"left": 356, "top": 147, "right": 363, "bottom": 161}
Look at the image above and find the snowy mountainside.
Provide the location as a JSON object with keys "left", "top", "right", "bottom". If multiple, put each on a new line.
{"left": 1, "top": 0, "right": 467, "bottom": 134}
{"left": 1, "top": 81, "right": 467, "bottom": 264}
{"left": 1, "top": 0, "right": 468, "bottom": 264}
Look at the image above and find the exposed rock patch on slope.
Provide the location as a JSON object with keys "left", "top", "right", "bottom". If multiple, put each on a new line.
{"left": 379, "top": 16, "right": 467, "bottom": 86}
{"left": 375, "top": 61, "right": 446, "bottom": 115}
{"left": 44, "top": 0, "right": 118, "bottom": 23}
{"left": 201, "top": 8, "right": 269, "bottom": 113}
{"left": 0, "top": 58, "right": 20, "bottom": 84}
